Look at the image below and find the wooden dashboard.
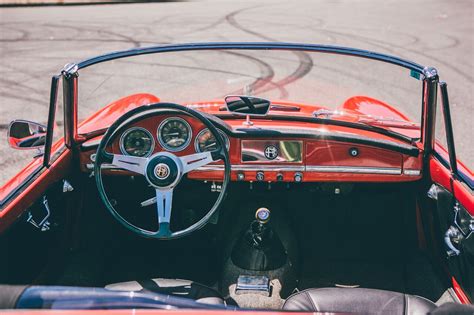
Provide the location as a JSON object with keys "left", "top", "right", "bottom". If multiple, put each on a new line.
{"left": 79, "top": 114, "right": 423, "bottom": 183}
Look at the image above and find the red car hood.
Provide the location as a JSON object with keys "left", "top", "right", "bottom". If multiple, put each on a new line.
{"left": 77, "top": 93, "right": 418, "bottom": 138}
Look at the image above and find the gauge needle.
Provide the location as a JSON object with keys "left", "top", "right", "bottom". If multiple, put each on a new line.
{"left": 204, "top": 143, "right": 217, "bottom": 149}
{"left": 166, "top": 132, "right": 181, "bottom": 136}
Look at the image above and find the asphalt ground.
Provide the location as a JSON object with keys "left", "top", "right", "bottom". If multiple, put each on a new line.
{"left": 0, "top": 0, "right": 473, "bottom": 185}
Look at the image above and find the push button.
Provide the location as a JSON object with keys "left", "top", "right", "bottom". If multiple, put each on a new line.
{"left": 294, "top": 172, "right": 303, "bottom": 183}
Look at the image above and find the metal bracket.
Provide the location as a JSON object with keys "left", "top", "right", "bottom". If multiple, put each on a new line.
{"left": 62, "top": 179, "right": 74, "bottom": 193}
{"left": 445, "top": 226, "right": 462, "bottom": 257}
{"left": 26, "top": 196, "right": 51, "bottom": 232}
{"left": 427, "top": 184, "right": 438, "bottom": 200}
{"left": 61, "top": 63, "right": 79, "bottom": 78}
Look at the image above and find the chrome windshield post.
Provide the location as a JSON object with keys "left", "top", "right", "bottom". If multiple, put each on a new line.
{"left": 62, "top": 63, "right": 79, "bottom": 149}
{"left": 421, "top": 66, "right": 439, "bottom": 161}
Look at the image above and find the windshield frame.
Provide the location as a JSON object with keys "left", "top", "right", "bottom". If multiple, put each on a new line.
{"left": 60, "top": 42, "right": 438, "bottom": 155}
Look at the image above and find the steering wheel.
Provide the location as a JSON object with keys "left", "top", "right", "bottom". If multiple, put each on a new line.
{"left": 94, "top": 103, "right": 231, "bottom": 240}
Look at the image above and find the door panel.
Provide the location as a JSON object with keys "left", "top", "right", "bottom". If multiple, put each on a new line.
{"left": 429, "top": 156, "right": 473, "bottom": 303}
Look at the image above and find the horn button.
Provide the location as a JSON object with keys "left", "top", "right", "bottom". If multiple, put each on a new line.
{"left": 146, "top": 155, "right": 180, "bottom": 188}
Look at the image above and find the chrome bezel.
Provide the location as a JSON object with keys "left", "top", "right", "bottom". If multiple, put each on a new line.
{"left": 194, "top": 128, "right": 230, "bottom": 153}
{"left": 157, "top": 117, "right": 193, "bottom": 152}
{"left": 119, "top": 127, "right": 155, "bottom": 157}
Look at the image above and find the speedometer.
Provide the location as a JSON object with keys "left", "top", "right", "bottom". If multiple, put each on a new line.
{"left": 120, "top": 127, "right": 154, "bottom": 157}
{"left": 195, "top": 128, "right": 230, "bottom": 153}
{"left": 158, "top": 117, "right": 192, "bottom": 151}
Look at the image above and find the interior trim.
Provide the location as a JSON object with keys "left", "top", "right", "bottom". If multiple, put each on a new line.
{"left": 306, "top": 166, "right": 402, "bottom": 175}
{"left": 92, "top": 164, "right": 408, "bottom": 175}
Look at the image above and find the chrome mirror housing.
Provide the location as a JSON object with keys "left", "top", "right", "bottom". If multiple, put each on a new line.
{"left": 8, "top": 120, "right": 47, "bottom": 150}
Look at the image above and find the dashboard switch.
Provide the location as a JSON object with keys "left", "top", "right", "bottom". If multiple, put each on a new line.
{"left": 276, "top": 173, "right": 284, "bottom": 182}
{"left": 256, "top": 171, "right": 265, "bottom": 181}
{"left": 349, "top": 147, "right": 359, "bottom": 157}
{"left": 294, "top": 172, "right": 303, "bottom": 183}
{"left": 237, "top": 173, "right": 245, "bottom": 181}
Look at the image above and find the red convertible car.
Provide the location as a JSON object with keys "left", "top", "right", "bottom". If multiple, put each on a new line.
{"left": 0, "top": 43, "right": 472, "bottom": 314}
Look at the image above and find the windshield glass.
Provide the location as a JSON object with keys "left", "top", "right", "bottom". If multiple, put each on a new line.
{"left": 77, "top": 48, "right": 423, "bottom": 138}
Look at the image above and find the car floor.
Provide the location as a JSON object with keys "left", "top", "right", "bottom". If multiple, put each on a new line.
{"left": 290, "top": 184, "right": 447, "bottom": 302}
{"left": 30, "top": 182, "right": 447, "bottom": 309}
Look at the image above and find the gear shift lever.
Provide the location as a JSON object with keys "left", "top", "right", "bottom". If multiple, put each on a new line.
{"left": 251, "top": 208, "right": 271, "bottom": 246}
{"left": 231, "top": 207, "right": 286, "bottom": 270}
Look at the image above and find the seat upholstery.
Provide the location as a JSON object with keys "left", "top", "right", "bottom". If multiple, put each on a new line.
{"left": 106, "top": 278, "right": 225, "bottom": 305}
{"left": 283, "top": 287, "right": 437, "bottom": 314}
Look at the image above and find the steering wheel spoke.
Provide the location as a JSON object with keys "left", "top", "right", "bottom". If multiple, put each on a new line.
{"left": 111, "top": 154, "right": 148, "bottom": 175}
{"left": 155, "top": 189, "right": 173, "bottom": 237}
{"left": 180, "top": 151, "right": 214, "bottom": 174}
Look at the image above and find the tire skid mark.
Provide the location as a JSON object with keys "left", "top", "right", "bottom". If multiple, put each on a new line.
{"left": 0, "top": 77, "right": 45, "bottom": 96}
{"left": 225, "top": 6, "right": 314, "bottom": 98}
{"left": 310, "top": 27, "right": 473, "bottom": 82}
{"left": 223, "top": 50, "right": 288, "bottom": 98}
{"left": 0, "top": 91, "right": 44, "bottom": 104}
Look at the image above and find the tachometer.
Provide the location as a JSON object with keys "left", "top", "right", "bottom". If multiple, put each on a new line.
{"left": 158, "top": 117, "right": 192, "bottom": 151}
{"left": 120, "top": 127, "right": 154, "bottom": 157}
{"left": 195, "top": 128, "right": 230, "bottom": 153}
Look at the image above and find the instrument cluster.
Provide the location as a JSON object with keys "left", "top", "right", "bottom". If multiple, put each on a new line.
{"left": 118, "top": 116, "right": 229, "bottom": 157}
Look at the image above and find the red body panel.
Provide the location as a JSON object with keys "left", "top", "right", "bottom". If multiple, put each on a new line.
{"left": 78, "top": 93, "right": 160, "bottom": 135}
{"left": 2, "top": 311, "right": 315, "bottom": 315}
{"left": 76, "top": 95, "right": 417, "bottom": 139}
{"left": 306, "top": 141, "right": 402, "bottom": 167}
{"left": 429, "top": 154, "right": 473, "bottom": 214}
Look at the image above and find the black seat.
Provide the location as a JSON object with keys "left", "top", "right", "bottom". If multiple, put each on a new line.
{"left": 105, "top": 278, "right": 225, "bottom": 305}
{"left": 283, "top": 287, "right": 437, "bottom": 314}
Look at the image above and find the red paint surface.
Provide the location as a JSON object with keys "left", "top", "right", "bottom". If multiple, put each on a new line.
{"left": 0, "top": 311, "right": 316, "bottom": 315}
{"left": 429, "top": 156, "right": 473, "bottom": 215}
{"left": 306, "top": 141, "right": 402, "bottom": 167}
{"left": 342, "top": 96, "right": 411, "bottom": 121}
{"left": 77, "top": 95, "right": 419, "bottom": 140}
{"left": 453, "top": 277, "right": 471, "bottom": 304}
{"left": 78, "top": 93, "right": 160, "bottom": 135}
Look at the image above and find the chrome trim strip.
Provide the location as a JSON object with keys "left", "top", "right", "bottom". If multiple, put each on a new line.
{"left": 306, "top": 166, "right": 402, "bottom": 175}
{"left": 197, "top": 165, "right": 305, "bottom": 172}
{"left": 89, "top": 163, "right": 404, "bottom": 175}
{"left": 403, "top": 169, "right": 421, "bottom": 176}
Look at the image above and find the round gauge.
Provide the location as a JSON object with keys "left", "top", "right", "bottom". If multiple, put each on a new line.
{"left": 158, "top": 117, "right": 192, "bottom": 151}
{"left": 194, "top": 128, "right": 230, "bottom": 153}
{"left": 120, "top": 127, "right": 154, "bottom": 157}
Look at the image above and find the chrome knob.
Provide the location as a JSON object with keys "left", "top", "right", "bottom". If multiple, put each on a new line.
{"left": 255, "top": 207, "right": 271, "bottom": 224}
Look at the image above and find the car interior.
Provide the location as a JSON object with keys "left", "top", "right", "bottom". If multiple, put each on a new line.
{"left": 1, "top": 97, "right": 472, "bottom": 314}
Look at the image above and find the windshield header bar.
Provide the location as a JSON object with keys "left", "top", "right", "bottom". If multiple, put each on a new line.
{"left": 75, "top": 42, "right": 425, "bottom": 73}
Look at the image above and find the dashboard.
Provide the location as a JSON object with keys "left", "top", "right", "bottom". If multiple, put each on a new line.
{"left": 79, "top": 114, "right": 423, "bottom": 183}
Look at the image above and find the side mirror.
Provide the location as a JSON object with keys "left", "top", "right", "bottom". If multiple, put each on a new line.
{"left": 224, "top": 95, "right": 271, "bottom": 116}
{"left": 8, "top": 120, "right": 46, "bottom": 150}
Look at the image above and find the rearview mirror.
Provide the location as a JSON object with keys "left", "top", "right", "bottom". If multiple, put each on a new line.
{"left": 8, "top": 120, "right": 46, "bottom": 150}
{"left": 224, "top": 95, "right": 271, "bottom": 116}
